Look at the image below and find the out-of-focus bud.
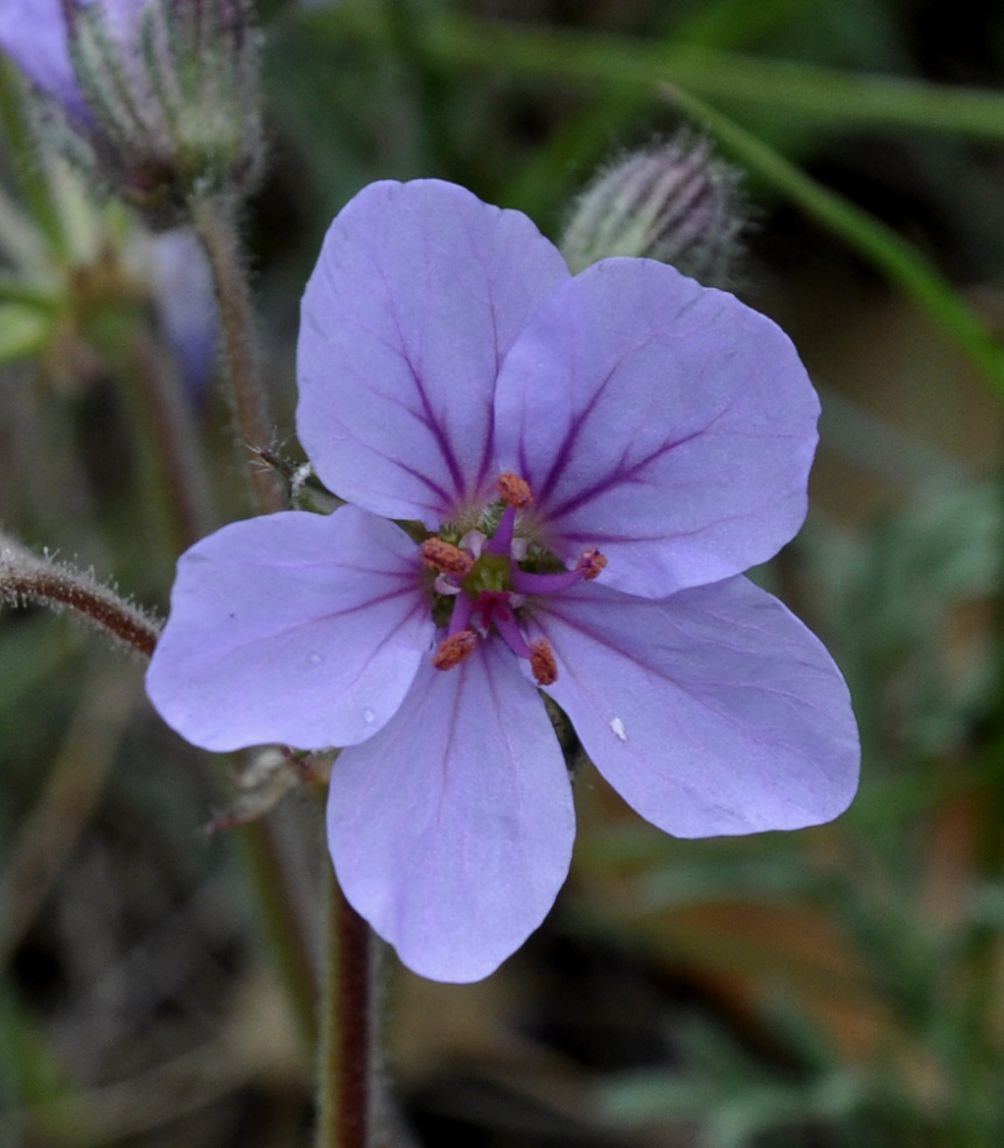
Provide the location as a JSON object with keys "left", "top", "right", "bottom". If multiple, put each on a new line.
{"left": 0, "top": 0, "right": 86, "bottom": 118}
{"left": 560, "top": 133, "right": 747, "bottom": 288}
{"left": 0, "top": 0, "right": 263, "bottom": 221}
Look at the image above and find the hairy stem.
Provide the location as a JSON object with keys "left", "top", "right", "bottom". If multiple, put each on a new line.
{"left": 317, "top": 875, "right": 373, "bottom": 1148}
{"left": 189, "top": 194, "right": 283, "bottom": 513}
{"left": 0, "top": 534, "right": 160, "bottom": 657}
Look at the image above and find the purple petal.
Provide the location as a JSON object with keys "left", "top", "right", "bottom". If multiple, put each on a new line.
{"left": 146, "top": 506, "right": 434, "bottom": 752}
{"left": 0, "top": 0, "right": 83, "bottom": 115}
{"left": 0, "top": 1, "right": 149, "bottom": 119}
{"left": 297, "top": 180, "right": 569, "bottom": 528}
{"left": 529, "top": 577, "right": 858, "bottom": 837}
{"left": 495, "top": 258, "right": 819, "bottom": 598}
{"left": 328, "top": 642, "right": 575, "bottom": 982}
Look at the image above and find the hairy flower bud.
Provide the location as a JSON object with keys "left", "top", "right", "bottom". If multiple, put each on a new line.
{"left": 0, "top": 0, "right": 263, "bottom": 221}
{"left": 560, "top": 134, "right": 747, "bottom": 287}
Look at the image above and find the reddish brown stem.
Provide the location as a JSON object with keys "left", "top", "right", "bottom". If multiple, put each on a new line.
{"left": 0, "top": 537, "right": 160, "bottom": 658}
{"left": 317, "top": 876, "right": 373, "bottom": 1148}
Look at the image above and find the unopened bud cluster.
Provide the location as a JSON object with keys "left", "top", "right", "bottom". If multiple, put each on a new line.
{"left": 561, "top": 133, "right": 747, "bottom": 288}
{"left": 60, "top": 0, "right": 263, "bottom": 220}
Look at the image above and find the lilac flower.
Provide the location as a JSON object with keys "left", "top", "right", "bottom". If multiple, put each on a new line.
{"left": 0, "top": 0, "right": 80, "bottom": 113}
{"left": 146, "top": 180, "right": 859, "bottom": 983}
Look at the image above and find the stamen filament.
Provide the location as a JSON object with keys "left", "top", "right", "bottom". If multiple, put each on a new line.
{"left": 486, "top": 504, "right": 518, "bottom": 556}
{"left": 447, "top": 593, "right": 474, "bottom": 637}
{"left": 511, "top": 548, "right": 608, "bottom": 596}
{"left": 493, "top": 608, "right": 533, "bottom": 660}
{"left": 511, "top": 566, "right": 583, "bottom": 595}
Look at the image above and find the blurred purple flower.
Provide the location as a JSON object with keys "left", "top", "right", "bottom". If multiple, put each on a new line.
{"left": 0, "top": 0, "right": 143, "bottom": 118}
{"left": 0, "top": 0, "right": 80, "bottom": 114}
{"left": 147, "top": 228, "right": 217, "bottom": 396}
{"left": 146, "top": 180, "right": 859, "bottom": 983}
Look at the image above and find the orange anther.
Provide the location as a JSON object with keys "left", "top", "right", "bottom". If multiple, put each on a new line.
{"left": 530, "top": 638, "right": 558, "bottom": 685}
{"left": 432, "top": 630, "right": 477, "bottom": 671}
{"left": 497, "top": 472, "right": 533, "bottom": 508}
{"left": 579, "top": 548, "right": 608, "bottom": 581}
{"left": 421, "top": 538, "right": 474, "bottom": 576}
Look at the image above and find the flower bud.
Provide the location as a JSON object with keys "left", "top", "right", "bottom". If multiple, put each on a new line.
{"left": 560, "top": 134, "right": 747, "bottom": 287}
{"left": 0, "top": 0, "right": 263, "bottom": 221}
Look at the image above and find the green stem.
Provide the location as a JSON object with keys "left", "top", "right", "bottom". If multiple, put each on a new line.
{"left": 107, "top": 273, "right": 316, "bottom": 1050}
{"left": 316, "top": 874, "right": 373, "bottom": 1148}
{"left": 189, "top": 194, "right": 284, "bottom": 514}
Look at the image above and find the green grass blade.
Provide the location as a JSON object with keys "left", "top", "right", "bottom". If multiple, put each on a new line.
{"left": 309, "top": 9, "right": 1004, "bottom": 143}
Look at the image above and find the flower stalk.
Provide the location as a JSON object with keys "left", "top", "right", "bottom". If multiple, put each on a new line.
{"left": 190, "top": 193, "right": 283, "bottom": 514}
{"left": 317, "top": 875, "right": 373, "bottom": 1148}
{"left": 0, "top": 532, "right": 160, "bottom": 657}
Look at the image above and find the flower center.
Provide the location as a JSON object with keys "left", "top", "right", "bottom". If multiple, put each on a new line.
{"left": 422, "top": 473, "right": 607, "bottom": 684}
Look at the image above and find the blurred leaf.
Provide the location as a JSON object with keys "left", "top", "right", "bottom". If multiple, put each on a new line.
{"left": 0, "top": 303, "right": 49, "bottom": 363}
{"left": 602, "top": 1018, "right": 863, "bottom": 1146}
{"left": 0, "top": 617, "right": 77, "bottom": 725}
{"left": 0, "top": 61, "right": 63, "bottom": 252}
{"left": 311, "top": 6, "right": 1004, "bottom": 142}
{"left": 0, "top": 274, "right": 59, "bottom": 309}
{"left": 805, "top": 478, "right": 999, "bottom": 756}
{"left": 503, "top": 0, "right": 823, "bottom": 218}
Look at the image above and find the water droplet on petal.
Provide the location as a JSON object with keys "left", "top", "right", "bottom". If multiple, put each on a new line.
{"left": 610, "top": 716, "right": 627, "bottom": 742}
{"left": 307, "top": 652, "right": 322, "bottom": 666}
{"left": 362, "top": 708, "right": 375, "bottom": 724}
